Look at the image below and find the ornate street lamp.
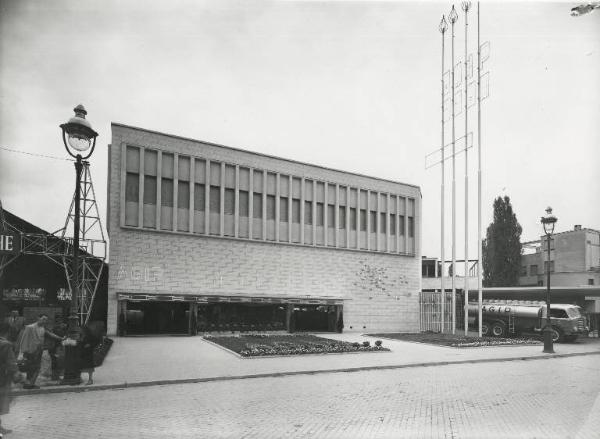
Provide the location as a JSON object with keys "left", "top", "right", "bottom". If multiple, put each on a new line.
{"left": 59, "top": 105, "right": 98, "bottom": 385}
{"left": 541, "top": 206, "right": 557, "bottom": 353}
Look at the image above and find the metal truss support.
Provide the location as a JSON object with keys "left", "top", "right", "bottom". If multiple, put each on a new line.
{"left": 0, "top": 163, "right": 106, "bottom": 325}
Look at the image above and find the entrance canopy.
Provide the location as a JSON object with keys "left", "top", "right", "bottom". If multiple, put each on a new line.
{"left": 117, "top": 292, "right": 345, "bottom": 305}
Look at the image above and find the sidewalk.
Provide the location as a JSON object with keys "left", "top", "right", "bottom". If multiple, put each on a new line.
{"left": 14, "top": 333, "right": 600, "bottom": 396}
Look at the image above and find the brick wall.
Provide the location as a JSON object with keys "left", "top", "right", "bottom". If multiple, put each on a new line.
{"left": 107, "top": 124, "right": 422, "bottom": 335}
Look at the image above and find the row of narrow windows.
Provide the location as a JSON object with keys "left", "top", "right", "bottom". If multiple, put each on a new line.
{"left": 122, "top": 145, "right": 416, "bottom": 253}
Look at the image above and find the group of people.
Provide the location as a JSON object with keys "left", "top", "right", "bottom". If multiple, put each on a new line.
{"left": 0, "top": 311, "right": 102, "bottom": 436}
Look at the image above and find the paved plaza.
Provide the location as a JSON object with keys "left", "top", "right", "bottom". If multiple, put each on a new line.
{"left": 4, "top": 355, "right": 599, "bottom": 438}
{"left": 15, "top": 333, "right": 600, "bottom": 394}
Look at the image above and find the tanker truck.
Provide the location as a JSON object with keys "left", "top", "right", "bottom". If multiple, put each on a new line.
{"left": 468, "top": 301, "right": 588, "bottom": 342}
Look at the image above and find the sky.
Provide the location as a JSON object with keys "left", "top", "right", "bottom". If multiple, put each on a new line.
{"left": 1, "top": 0, "right": 599, "bottom": 263}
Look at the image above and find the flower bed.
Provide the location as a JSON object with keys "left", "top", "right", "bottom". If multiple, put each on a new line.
{"left": 367, "top": 332, "right": 542, "bottom": 348}
{"left": 204, "top": 334, "right": 389, "bottom": 357}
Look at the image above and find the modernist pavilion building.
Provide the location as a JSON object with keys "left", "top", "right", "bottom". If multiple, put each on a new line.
{"left": 107, "top": 124, "right": 422, "bottom": 336}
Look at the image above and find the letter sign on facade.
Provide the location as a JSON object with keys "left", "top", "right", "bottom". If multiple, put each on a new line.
{"left": 0, "top": 234, "right": 19, "bottom": 255}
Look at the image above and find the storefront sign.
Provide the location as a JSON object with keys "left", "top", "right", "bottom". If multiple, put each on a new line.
{"left": 0, "top": 233, "right": 19, "bottom": 255}
{"left": 2, "top": 288, "right": 46, "bottom": 301}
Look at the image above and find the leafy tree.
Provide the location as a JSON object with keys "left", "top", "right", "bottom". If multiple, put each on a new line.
{"left": 482, "top": 196, "right": 523, "bottom": 287}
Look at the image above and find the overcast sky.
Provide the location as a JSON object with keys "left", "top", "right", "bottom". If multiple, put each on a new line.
{"left": 1, "top": 0, "right": 598, "bottom": 262}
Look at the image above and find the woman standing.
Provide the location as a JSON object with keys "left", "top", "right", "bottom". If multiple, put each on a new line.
{"left": 79, "top": 325, "right": 100, "bottom": 385}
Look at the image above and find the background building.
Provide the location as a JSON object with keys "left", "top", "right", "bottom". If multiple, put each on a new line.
{"left": 520, "top": 225, "right": 600, "bottom": 288}
{"left": 107, "top": 124, "right": 422, "bottom": 336}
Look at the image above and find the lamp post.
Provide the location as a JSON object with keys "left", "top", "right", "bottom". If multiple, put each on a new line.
{"left": 541, "top": 206, "right": 557, "bottom": 354}
{"left": 59, "top": 105, "right": 97, "bottom": 385}
{"left": 60, "top": 105, "right": 98, "bottom": 324}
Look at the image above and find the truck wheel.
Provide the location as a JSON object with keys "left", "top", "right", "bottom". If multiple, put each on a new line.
{"left": 481, "top": 323, "right": 490, "bottom": 336}
{"left": 550, "top": 327, "right": 563, "bottom": 343}
{"left": 491, "top": 322, "right": 506, "bottom": 337}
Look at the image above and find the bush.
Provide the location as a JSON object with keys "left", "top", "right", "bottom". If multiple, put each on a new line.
{"left": 375, "top": 340, "right": 382, "bottom": 347}
{"left": 352, "top": 342, "right": 360, "bottom": 348}
{"left": 362, "top": 341, "right": 370, "bottom": 347}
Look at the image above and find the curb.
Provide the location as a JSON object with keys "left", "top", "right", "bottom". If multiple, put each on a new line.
{"left": 12, "top": 350, "right": 600, "bottom": 397}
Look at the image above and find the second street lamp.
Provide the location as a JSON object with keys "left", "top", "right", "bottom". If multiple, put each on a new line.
{"left": 541, "top": 206, "right": 557, "bottom": 354}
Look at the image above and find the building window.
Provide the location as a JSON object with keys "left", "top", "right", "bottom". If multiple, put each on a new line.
{"left": 316, "top": 203, "right": 324, "bottom": 227}
{"left": 194, "top": 184, "right": 205, "bottom": 211}
{"left": 266, "top": 195, "right": 276, "bottom": 220}
{"left": 360, "top": 209, "right": 367, "bottom": 231}
{"left": 530, "top": 265, "right": 538, "bottom": 276}
{"left": 292, "top": 199, "right": 300, "bottom": 223}
{"left": 280, "top": 197, "right": 288, "bottom": 222}
{"left": 408, "top": 217, "right": 414, "bottom": 238}
{"left": 177, "top": 181, "right": 189, "bottom": 209}
{"left": 390, "top": 214, "right": 396, "bottom": 236}
{"left": 224, "top": 189, "right": 235, "bottom": 215}
{"left": 380, "top": 213, "right": 386, "bottom": 234}
{"left": 399, "top": 215, "right": 405, "bottom": 236}
{"left": 143, "top": 176, "right": 157, "bottom": 205}
{"left": 589, "top": 279, "right": 595, "bottom": 286}
{"left": 520, "top": 266, "right": 527, "bottom": 276}
{"left": 161, "top": 178, "right": 173, "bottom": 207}
{"left": 349, "top": 208, "right": 357, "bottom": 231}
{"left": 370, "top": 211, "right": 377, "bottom": 233}
{"left": 304, "top": 201, "right": 313, "bottom": 225}
{"left": 239, "top": 190, "right": 249, "bottom": 217}
{"left": 338, "top": 206, "right": 346, "bottom": 230}
{"left": 125, "top": 173, "right": 139, "bottom": 202}
{"left": 209, "top": 186, "right": 220, "bottom": 213}
{"left": 327, "top": 205, "right": 335, "bottom": 228}
{"left": 253, "top": 193, "right": 263, "bottom": 219}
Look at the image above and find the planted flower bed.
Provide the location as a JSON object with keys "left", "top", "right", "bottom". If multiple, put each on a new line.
{"left": 367, "top": 332, "right": 542, "bottom": 348}
{"left": 204, "top": 334, "right": 389, "bottom": 357}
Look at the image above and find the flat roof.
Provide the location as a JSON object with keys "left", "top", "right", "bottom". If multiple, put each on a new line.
{"left": 112, "top": 122, "right": 421, "bottom": 193}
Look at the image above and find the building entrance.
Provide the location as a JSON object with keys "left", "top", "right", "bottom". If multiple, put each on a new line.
{"left": 125, "top": 301, "right": 189, "bottom": 335}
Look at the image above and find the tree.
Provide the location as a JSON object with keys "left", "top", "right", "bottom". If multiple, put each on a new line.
{"left": 482, "top": 196, "right": 523, "bottom": 287}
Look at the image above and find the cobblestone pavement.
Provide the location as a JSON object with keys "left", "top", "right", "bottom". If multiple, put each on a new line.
{"left": 4, "top": 356, "right": 599, "bottom": 439}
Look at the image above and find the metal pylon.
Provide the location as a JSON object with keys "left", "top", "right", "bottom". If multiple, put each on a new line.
{"left": 51, "top": 162, "right": 107, "bottom": 325}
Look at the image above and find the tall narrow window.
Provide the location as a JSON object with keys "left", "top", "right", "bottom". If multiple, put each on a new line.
{"left": 292, "top": 199, "right": 301, "bottom": 223}
{"left": 338, "top": 206, "right": 346, "bottom": 229}
{"left": 370, "top": 211, "right": 377, "bottom": 233}
{"left": 408, "top": 217, "right": 414, "bottom": 238}
{"left": 360, "top": 209, "right": 367, "bottom": 231}
{"left": 253, "top": 193, "right": 262, "bottom": 218}
{"left": 194, "top": 184, "right": 205, "bottom": 211}
{"left": 178, "top": 181, "right": 190, "bottom": 209}
{"left": 280, "top": 197, "right": 289, "bottom": 222}
{"left": 304, "top": 201, "right": 313, "bottom": 225}
{"left": 380, "top": 213, "right": 386, "bottom": 234}
{"left": 399, "top": 215, "right": 405, "bottom": 235}
{"left": 224, "top": 189, "right": 235, "bottom": 215}
{"left": 144, "top": 177, "right": 157, "bottom": 205}
{"left": 390, "top": 214, "right": 396, "bottom": 235}
{"left": 125, "top": 173, "right": 139, "bottom": 203}
{"left": 316, "top": 203, "right": 324, "bottom": 227}
{"left": 209, "top": 186, "right": 220, "bottom": 213}
{"left": 239, "top": 190, "right": 249, "bottom": 217}
{"left": 349, "top": 208, "right": 357, "bottom": 231}
{"left": 161, "top": 179, "right": 173, "bottom": 207}
{"left": 327, "top": 205, "right": 335, "bottom": 228}
{"left": 266, "top": 195, "right": 276, "bottom": 220}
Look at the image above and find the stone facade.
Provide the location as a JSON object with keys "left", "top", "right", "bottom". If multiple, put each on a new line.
{"left": 107, "top": 123, "right": 422, "bottom": 335}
